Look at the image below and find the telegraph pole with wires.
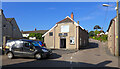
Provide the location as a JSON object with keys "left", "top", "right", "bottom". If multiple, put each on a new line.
{"left": 115, "top": 0, "right": 119, "bottom": 56}
{"left": 103, "top": 0, "right": 119, "bottom": 56}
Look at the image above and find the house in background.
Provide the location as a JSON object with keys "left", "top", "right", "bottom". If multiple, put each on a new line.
{"left": 21, "top": 29, "right": 48, "bottom": 40}
{"left": 42, "top": 12, "right": 89, "bottom": 50}
{"left": 107, "top": 14, "right": 120, "bottom": 56}
{"left": 0, "top": 9, "right": 22, "bottom": 48}
{"left": 97, "top": 29, "right": 106, "bottom": 36}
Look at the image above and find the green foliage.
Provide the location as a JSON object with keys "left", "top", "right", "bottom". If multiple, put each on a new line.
{"left": 100, "top": 35, "right": 108, "bottom": 42}
{"left": 29, "top": 33, "right": 43, "bottom": 41}
{"left": 29, "top": 33, "right": 36, "bottom": 37}
{"left": 94, "top": 30, "right": 100, "bottom": 36}
{"left": 89, "top": 31, "right": 95, "bottom": 37}
{"left": 92, "top": 34, "right": 108, "bottom": 42}
{"left": 90, "top": 26, "right": 107, "bottom": 42}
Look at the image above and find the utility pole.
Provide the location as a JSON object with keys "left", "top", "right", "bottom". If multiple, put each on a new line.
{"left": 103, "top": 0, "right": 119, "bottom": 56}
{"left": 115, "top": 0, "right": 119, "bottom": 56}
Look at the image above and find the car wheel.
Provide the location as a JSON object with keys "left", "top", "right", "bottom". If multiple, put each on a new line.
{"left": 7, "top": 52, "right": 14, "bottom": 59}
{"left": 35, "top": 53, "right": 42, "bottom": 60}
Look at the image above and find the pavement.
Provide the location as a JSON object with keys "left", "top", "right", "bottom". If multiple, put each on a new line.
{"left": 1, "top": 39, "right": 119, "bottom": 68}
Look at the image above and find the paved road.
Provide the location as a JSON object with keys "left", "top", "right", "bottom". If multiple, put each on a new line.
{"left": 1, "top": 39, "right": 119, "bottom": 68}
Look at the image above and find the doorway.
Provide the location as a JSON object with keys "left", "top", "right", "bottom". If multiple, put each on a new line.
{"left": 60, "top": 38, "right": 66, "bottom": 48}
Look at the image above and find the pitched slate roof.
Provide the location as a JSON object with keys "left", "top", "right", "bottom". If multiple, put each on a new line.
{"left": 22, "top": 30, "right": 48, "bottom": 34}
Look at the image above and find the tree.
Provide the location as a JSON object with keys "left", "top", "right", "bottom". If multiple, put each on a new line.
{"left": 94, "top": 30, "right": 100, "bottom": 36}
{"left": 29, "top": 33, "right": 43, "bottom": 41}
{"left": 89, "top": 31, "right": 95, "bottom": 37}
{"left": 29, "top": 33, "right": 36, "bottom": 37}
{"left": 94, "top": 25, "right": 101, "bottom": 30}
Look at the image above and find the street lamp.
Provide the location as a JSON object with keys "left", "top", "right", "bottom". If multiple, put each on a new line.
{"left": 102, "top": 4, "right": 110, "bottom": 7}
{"left": 103, "top": 0, "right": 119, "bottom": 56}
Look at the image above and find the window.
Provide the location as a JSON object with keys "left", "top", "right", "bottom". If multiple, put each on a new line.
{"left": 84, "top": 40, "right": 86, "bottom": 46}
{"left": 3, "top": 25, "right": 6, "bottom": 27}
{"left": 13, "top": 27, "right": 16, "bottom": 31}
{"left": 64, "top": 33, "right": 68, "bottom": 36}
{"left": 61, "top": 25, "right": 69, "bottom": 32}
{"left": 24, "top": 42, "right": 34, "bottom": 49}
{"left": 49, "top": 32, "right": 53, "bottom": 36}
{"left": 14, "top": 43, "right": 22, "bottom": 48}
{"left": 70, "top": 37, "right": 75, "bottom": 44}
{"left": 80, "top": 38, "right": 82, "bottom": 45}
{"left": 24, "top": 42, "right": 30, "bottom": 48}
{"left": 32, "top": 41, "right": 40, "bottom": 46}
{"left": 59, "top": 33, "right": 62, "bottom": 36}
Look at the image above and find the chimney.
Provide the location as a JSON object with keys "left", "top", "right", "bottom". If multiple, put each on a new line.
{"left": 86, "top": 30, "right": 88, "bottom": 32}
{"left": 35, "top": 28, "right": 37, "bottom": 31}
{"left": 0, "top": 9, "right": 3, "bottom": 13}
{"left": 0, "top": 9, "right": 3, "bottom": 15}
{"left": 77, "top": 21, "right": 79, "bottom": 24}
{"left": 21, "top": 30, "right": 23, "bottom": 33}
{"left": 71, "top": 12, "right": 74, "bottom": 20}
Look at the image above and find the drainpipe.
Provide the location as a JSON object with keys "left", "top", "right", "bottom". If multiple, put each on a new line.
{"left": 54, "top": 27, "right": 55, "bottom": 49}
{"left": 113, "top": 20, "right": 115, "bottom": 56}
{"left": 76, "top": 26, "right": 77, "bottom": 49}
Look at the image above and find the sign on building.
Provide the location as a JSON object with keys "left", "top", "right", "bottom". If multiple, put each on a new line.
{"left": 61, "top": 25, "right": 69, "bottom": 32}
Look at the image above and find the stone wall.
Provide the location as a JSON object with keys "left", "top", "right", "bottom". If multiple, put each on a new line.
{"left": 108, "top": 20, "right": 115, "bottom": 55}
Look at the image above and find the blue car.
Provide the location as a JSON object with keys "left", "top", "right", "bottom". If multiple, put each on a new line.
{"left": 37, "top": 41, "right": 46, "bottom": 48}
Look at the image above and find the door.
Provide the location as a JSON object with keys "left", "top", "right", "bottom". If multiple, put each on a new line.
{"left": 60, "top": 38, "right": 66, "bottom": 48}
{"left": 22, "top": 41, "right": 35, "bottom": 57}
{"left": 12, "top": 43, "right": 24, "bottom": 56}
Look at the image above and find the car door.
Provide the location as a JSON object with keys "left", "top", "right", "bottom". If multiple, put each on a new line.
{"left": 22, "top": 41, "right": 35, "bottom": 57}
{"left": 12, "top": 42, "right": 24, "bottom": 56}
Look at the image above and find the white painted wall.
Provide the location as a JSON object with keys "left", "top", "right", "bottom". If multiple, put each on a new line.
{"left": 22, "top": 34, "right": 29, "bottom": 37}
{"left": 29, "top": 37, "right": 36, "bottom": 40}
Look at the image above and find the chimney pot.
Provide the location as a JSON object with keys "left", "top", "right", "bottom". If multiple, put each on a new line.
{"left": 0, "top": 9, "right": 3, "bottom": 13}
{"left": 21, "top": 30, "right": 23, "bottom": 33}
{"left": 71, "top": 12, "right": 74, "bottom": 20}
{"left": 35, "top": 28, "right": 37, "bottom": 31}
{"left": 77, "top": 21, "right": 79, "bottom": 24}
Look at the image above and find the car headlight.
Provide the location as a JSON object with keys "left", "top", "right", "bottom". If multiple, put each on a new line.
{"left": 5, "top": 46, "right": 10, "bottom": 49}
{"left": 42, "top": 49, "right": 48, "bottom": 52}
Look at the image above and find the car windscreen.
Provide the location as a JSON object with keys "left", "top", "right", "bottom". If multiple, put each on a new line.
{"left": 31, "top": 41, "right": 40, "bottom": 47}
